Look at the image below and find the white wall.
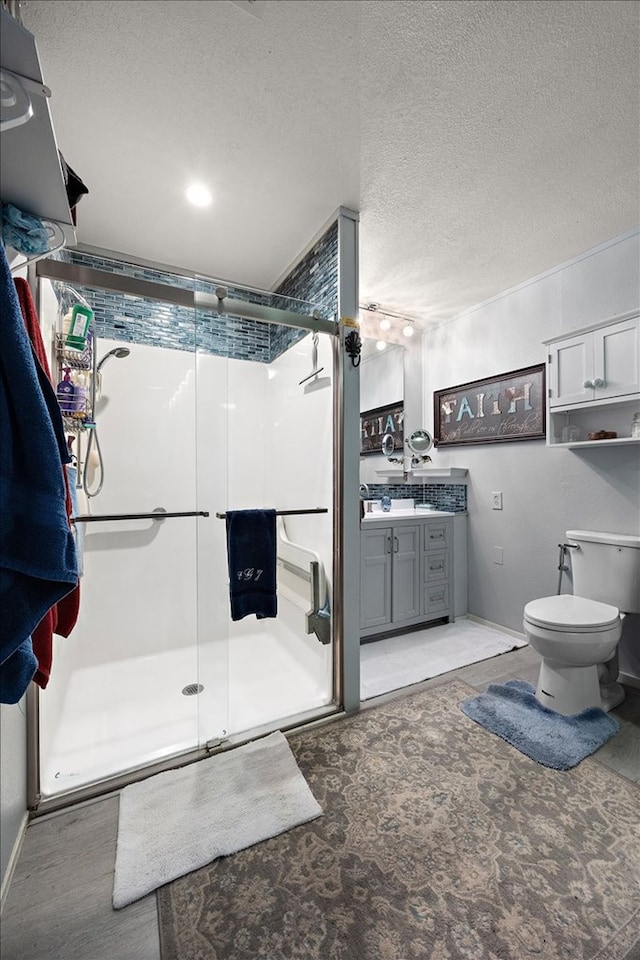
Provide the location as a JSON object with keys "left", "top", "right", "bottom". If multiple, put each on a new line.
{"left": 422, "top": 231, "right": 640, "bottom": 670}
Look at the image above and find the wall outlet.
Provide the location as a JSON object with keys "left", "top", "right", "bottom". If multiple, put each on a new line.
{"left": 491, "top": 491, "right": 503, "bottom": 510}
{"left": 493, "top": 546, "right": 504, "bottom": 565}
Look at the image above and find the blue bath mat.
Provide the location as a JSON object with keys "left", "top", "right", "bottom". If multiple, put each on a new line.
{"left": 460, "top": 679, "right": 620, "bottom": 770}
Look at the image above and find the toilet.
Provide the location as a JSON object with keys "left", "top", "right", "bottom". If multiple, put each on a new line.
{"left": 523, "top": 530, "right": 640, "bottom": 715}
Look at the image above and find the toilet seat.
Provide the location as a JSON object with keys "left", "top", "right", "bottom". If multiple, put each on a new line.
{"left": 524, "top": 594, "right": 619, "bottom": 633}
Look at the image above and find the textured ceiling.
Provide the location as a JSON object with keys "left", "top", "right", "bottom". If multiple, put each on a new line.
{"left": 22, "top": 0, "right": 640, "bottom": 326}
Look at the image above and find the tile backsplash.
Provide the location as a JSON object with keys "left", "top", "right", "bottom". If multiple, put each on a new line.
{"left": 365, "top": 483, "right": 467, "bottom": 513}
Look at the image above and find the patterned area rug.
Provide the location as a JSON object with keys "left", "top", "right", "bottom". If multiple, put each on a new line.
{"left": 157, "top": 679, "right": 640, "bottom": 960}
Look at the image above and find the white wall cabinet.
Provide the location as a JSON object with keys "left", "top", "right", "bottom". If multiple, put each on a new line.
{"left": 360, "top": 517, "right": 454, "bottom": 639}
{"left": 545, "top": 313, "right": 640, "bottom": 447}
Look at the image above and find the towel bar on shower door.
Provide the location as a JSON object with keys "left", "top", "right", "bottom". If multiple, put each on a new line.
{"left": 71, "top": 509, "right": 210, "bottom": 523}
{"left": 215, "top": 508, "right": 328, "bottom": 519}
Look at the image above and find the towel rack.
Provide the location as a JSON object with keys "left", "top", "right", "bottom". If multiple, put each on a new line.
{"left": 215, "top": 508, "right": 328, "bottom": 519}
{"left": 71, "top": 510, "right": 209, "bottom": 524}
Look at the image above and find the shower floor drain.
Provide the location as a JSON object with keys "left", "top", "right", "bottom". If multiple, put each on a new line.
{"left": 182, "top": 683, "right": 204, "bottom": 696}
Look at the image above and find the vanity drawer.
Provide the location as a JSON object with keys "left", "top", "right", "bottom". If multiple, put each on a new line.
{"left": 423, "top": 521, "right": 451, "bottom": 551}
{"left": 423, "top": 550, "right": 450, "bottom": 584}
{"left": 423, "top": 583, "right": 450, "bottom": 615}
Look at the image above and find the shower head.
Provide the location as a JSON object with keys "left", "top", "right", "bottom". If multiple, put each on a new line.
{"left": 97, "top": 346, "right": 131, "bottom": 372}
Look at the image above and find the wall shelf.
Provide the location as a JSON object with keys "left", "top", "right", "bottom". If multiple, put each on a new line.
{"left": 552, "top": 437, "right": 640, "bottom": 450}
{"left": 374, "top": 467, "right": 468, "bottom": 479}
{"left": 1, "top": 9, "right": 76, "bottom": 255}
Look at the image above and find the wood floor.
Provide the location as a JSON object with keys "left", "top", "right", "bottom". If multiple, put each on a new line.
{"left": 2, "top": 645, "right": 639, "bottom": 960}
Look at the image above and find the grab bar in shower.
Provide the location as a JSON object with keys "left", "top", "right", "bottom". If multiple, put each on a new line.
{"left": 71, "top": 510, "right": 210, "bottom": 524}
{"left": 215, "top": 508, "right": 328, "bottom": 519}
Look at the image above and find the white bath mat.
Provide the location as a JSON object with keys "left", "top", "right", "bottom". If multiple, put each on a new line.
{"left": 361, "top": 618, "right": 527, "bottom": 700}
{"left": 113, "top": 730, "right": 322, "bottom": 909}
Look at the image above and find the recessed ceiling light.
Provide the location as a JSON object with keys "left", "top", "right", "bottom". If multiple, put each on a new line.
{"left": 185, "top": 183, "right": 213, "bottom": 208}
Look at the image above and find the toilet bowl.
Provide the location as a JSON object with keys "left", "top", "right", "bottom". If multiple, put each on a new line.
{"left": 523, "top": 594, "right": 621, "bottom": 715}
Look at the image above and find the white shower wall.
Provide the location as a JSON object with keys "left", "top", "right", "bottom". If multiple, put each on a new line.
{"left": 39, "top": 328, "right": 334, "bottom": 796}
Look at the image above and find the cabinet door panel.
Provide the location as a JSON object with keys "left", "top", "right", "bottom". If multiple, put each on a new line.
{"left": 596, "top": 318, "right": 640, "bottom": 400}
{"left": 549, "top": 334, "right": 593, "bottom": 407}
{"left": 360, "top": 528, "right": 392, "bottom": 629}
{"left": 392, "top": 524, "right": 420, "bottom": 623}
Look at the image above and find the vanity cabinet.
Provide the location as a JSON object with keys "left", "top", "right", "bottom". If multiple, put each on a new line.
{"left": 544, "top": 313, "right": 640, "bottom": 448}
{"left": 360, "top": 517, "right": 453, "bottom": 639}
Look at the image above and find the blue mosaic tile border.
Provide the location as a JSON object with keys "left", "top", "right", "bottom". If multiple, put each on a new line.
{"left": 366, "top": 483, "right": 467, "bottom": 513}
{"left": 271, "top": 221, "right": 339, "bottom": 358}
{"left": 55, "top": 241, "right": 337, "bottom": 363}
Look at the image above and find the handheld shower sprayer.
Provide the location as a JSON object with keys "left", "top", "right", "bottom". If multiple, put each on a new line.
{"left": 96, "top": 346, "right": 131, "bottom": 371}
{"left": 83, "top": 345, "right": 131, "bottom": 498}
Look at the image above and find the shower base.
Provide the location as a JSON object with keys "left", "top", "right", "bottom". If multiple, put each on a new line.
{"left": 39, "top": 617, "right": 332, "bottom": 800}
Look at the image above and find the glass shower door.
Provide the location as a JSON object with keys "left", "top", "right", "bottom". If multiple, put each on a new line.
{"left": 37, "top": 275, "right": 210, "bottom": 801}
{"left": 194, "top": 289, "right": 336, "bottom": 749}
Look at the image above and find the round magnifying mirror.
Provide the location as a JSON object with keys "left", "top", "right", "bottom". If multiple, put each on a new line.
{"left": 381, "top": 433, "right": 396, "bottom": 457}
{"left": 407, "top": 429, "right": 433, "bottom": 455}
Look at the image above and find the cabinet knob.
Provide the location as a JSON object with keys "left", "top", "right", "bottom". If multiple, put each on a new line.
{"left": 592, "top": 377, "right": 604, "bottom": 388}
{"left": 583, "top": 379, "right": 594, "bottom": 388}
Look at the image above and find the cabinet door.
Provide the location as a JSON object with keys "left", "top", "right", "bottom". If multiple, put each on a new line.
{"left": 548, "top": 333, "right": 594, "bottom": 407}
{"left": 595, "top": 317, "right": 640, "bottom": 400}
{"left": 360, "top": 527, "right": 392, "bottom": 630}
{"left": 391, "top": 524, "right": 421, "bottom": 624}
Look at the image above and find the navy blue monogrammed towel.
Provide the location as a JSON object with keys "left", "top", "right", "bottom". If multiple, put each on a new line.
{"left": 225, "top": 509, "right": 277, "bottom": 621}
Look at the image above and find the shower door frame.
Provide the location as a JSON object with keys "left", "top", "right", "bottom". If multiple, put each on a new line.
{"left": 26, "top": 253, "right": 349, "bottom": 816}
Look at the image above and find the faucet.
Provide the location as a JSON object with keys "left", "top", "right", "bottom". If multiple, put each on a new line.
{"left": 359, "top": 483, "right": 370, "bottom": 499}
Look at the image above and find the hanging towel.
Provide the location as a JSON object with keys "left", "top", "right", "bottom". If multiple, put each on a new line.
{"left": 0, "top": 241, "right": 78, "bottom": 703}
{"left": 14, "top": 276, "right": 81, "bottom": 688}
{"left": 226, "top": 509, "right": 277, "bottom": 621}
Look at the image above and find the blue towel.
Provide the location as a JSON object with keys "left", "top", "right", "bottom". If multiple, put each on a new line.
{"left": 226, "top": 509, "right": 277, "bottom": 621}
{"left": 0, "top": 638, "right": 37, "bottom": 705}
{"left": 0, "top": 240, "right": 78, "bottom": 703}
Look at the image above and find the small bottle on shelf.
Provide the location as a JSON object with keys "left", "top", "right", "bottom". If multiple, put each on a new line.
{"left": 632, "top": 413, "right": 640, "bottom": 439}
{"left": 56, "top": 366, "right": 76, "bottom": 412}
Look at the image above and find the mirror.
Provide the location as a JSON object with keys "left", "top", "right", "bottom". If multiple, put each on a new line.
{"left": 407, "top": 429, "right": 433, "bottom": 455}
{"left": 360, "top": 342, "right": 404, "bottom": 413}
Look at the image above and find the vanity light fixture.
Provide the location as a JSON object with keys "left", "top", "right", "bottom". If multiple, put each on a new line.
{"left": 185, "top": 183, "right": 213, "bottom": 208}
{"left": 379, "top": 314, "right": 391, "bottom": 331}
{"left": 402, "top": 320, "right": 415, "bottom": 338}
{"left": 376, "top": 340, "right": 387, "bottom": 351}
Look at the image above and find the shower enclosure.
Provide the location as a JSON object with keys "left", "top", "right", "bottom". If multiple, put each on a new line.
{"left": 29, "top": 254, "right": 340, "bottom": 811}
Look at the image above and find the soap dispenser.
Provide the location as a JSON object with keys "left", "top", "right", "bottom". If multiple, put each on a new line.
{"left": 57, "top": 366, "right": 76, "bottom": 412}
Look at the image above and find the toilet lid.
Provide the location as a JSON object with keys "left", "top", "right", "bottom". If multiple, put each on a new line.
{"left": 524, "top": 594, "right": 620, "bottom": 632}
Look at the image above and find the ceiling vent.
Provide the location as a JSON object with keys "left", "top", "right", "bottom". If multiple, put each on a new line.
{"left": 229, "top": 0, "right": 268, "bottom": 19}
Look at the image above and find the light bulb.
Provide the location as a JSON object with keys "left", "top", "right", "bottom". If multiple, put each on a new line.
{"left": 185, "top": 183, "right": 213, "bottom": 207}
{"left": 379, "top": 315, "right": 391, "bottom": 331}
{"left": 376, "top": 340, "right": 387, "bottom": 351}
{"left": 403, "top": 322, "right": 414, "bottom": 338}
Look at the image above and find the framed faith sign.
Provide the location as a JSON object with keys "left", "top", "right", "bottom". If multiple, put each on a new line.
{"left": 433, "top": 365, "right": 546, "bottom": 445}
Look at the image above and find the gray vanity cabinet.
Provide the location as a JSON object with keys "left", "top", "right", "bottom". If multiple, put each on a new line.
{"left": 360, "top": 517, "right": 453, "bottom": 639}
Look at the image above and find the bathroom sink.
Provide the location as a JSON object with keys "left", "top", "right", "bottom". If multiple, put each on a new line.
{"left": 361, "top": 503, "right": 454, "bottom": 522}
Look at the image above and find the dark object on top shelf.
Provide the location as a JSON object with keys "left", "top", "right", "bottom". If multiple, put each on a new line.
{"left": 58, "top": 151, "right": 88, "bottom": 220}
{"left": 587, "top": 430, "right": 617, "bottom": 441}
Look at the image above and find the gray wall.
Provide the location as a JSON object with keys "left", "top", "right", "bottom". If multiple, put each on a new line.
{"left": 422, "top": 231, "right": 640, "bottom": 654}
{"left": 0, "top": 700, "right": 27, "bottom": 896}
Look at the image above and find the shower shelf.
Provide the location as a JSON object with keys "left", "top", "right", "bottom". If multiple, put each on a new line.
{"left": 54, "top": 333, "right": 92, "bottom": 369}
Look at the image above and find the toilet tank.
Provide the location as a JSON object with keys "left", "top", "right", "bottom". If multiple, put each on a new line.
{"left": 566, "top": 530, "right": 640, "bottom": 614}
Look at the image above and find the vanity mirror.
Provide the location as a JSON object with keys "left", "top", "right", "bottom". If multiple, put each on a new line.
{"left": 407, "top": 428, "right": 433, "bottom": 456}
